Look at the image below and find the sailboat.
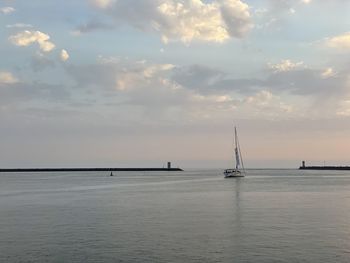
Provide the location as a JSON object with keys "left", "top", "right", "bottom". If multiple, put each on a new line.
{"left": 224, "top": 126, "right": 245, "bottom": 178}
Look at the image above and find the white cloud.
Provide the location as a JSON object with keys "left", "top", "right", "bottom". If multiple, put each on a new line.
{"left": 220, "top": 0, "right": 253, "bottom": 38}
{"left": 268, "top": 60, "right": 305, "bottom": 73}
{"left": 244, "top": 90, "right": 293, "bottom": 118}
{"left": 9, "top": 30, "right": 56, "bottom": 52}
{"left": 191, "top": 94, "right": 234, "bottom": 105}
{"left": 326, "top": 32, "right": 350, "bottom": 50}
{"left": 0, "top": 6, "right": 15, "bottom": 14}
{"left": 67, "top": 57, "right": 177, "bottom": 92}
{"left": 91, "top": 0, "right": 253, "bottom": 43}
{"left": 321, "top": 68, "right": 336, "bottom": 79}
{"left": 115, "top": 62, "right": 176, "bottom": 91}
{"left": 90, "top": 0, "right": 114, "bottom": 9}
{"left": 96, "top": 55, "right": 120, "bottom": 64}
{"left": 6, "top": 23, "right": 33, "bottom": 29}
{"left": 60, "top": 49, "right": 70, "bottom": 62}
{"left": 0, "top": 71, "right": 18, "bottom": 84}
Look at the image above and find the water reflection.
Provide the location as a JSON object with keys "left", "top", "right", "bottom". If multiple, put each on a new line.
{"left": 230, "top": 178, "right": 244, "bottom": 253}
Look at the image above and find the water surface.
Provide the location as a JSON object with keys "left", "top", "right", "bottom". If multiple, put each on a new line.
{"left": 1, "top": 169, "right": 350, "bottom": 262}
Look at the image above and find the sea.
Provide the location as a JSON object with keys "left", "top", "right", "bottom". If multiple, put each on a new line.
{"left": 1, "top": 169, "right": 350, "bottom": 262}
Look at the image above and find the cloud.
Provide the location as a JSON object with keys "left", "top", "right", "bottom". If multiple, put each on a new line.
{"left": 66, "top": 57, "right": 176, "bottom": 92}
{"left": 220, "top": 0, "right": 253, "bottom": 38}
{"left": 65, "top": 58, "right": 198, "bottom": 121}
{"left": 6, "top": 23, "right": 33, "bottom": 29}
{"left": 72, "top": 20, "right": 114, "bottom": 35}
{"left": 60, "top": 49, "right": 69, "bottom": 62}
{"left": 0, "top": 6, "right": 15, "bottom": 14}
{"left": 9, "top": 30, "right": 56, "bottom": 52}
{"left": 0, "top": 72, "right": 69, "bottom": 110}
{"left": 321, "top": 68, "right": 336, "bottom": 79}
{"left": 0, "top": 71, "right": 18, "bottom": 84}
{"left": 254, "top": 0, "right": 312, "bottom": 30}
{"left": 172, "top": 64, "right": 264, "bottom": 95}
{"left": 63, "top": 57, "right": 300, "bottom": 121}
{"left": 0, "top": 81, "right": 70, "bottom": 107}
{"left": 91, "top": 0, "right": 253, "bottom": 43}
{"left": 30, "top": 52, "right": 56, "bottom": 72}
{"left": 90, "top": 0, "right": 114, "bottom": 9}
{"left": 9, "top": 30, "right": 70, "bottom": 66}
{"left": 172, "top": 61, "right": 350, "bottom": 99}
{"left": 268, "top": 0, "right": 311, "bottom": 10}
{"left": 244, "top": 90, "right": 293, "bottom": 117}
{"left": 264, "top": 0, "right": 297, "bottom": 14}
{"left": 325, "top": 32, "right": 350, "bottom": 50}
{"left": 265, "top": 67, "right": 348, "bottom": 96}
{"left": 0, "top": 71, "right": 70, "bottom": 116}
{"left": 172, "top": 64, "right": 226, "bottom": 92}
{"left": 63, "top": 56, "right": 350, "bottom": 122}
{"left": 336, "top": 97, "right": 350, "bottom": 117}
{"left": 268, "top": 60, "right": 305, "bottom": 73}
{"left": 188, "top": 89, "right": 295, "bottom": 120}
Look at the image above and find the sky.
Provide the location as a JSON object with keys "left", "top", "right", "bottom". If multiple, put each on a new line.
{"left": 1, "top": 0, "right": 350, "bottom": 168}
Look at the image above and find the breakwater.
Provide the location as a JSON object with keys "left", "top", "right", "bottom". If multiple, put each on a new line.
{"left": 299, "top": 160, "right": 350, "bottom": 170}
{"left": 0, "top": 167, "right": 183, "bottom": 172}
{"left": 299, "top": 166, "right": 350, "bottom": 171}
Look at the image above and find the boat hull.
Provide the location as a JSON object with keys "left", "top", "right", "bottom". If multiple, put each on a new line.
{"left": 224, "top": 174, "right": 245, "bottom": 178}
{"left": 224, "top": 169, "right": 244, "bottom": 178}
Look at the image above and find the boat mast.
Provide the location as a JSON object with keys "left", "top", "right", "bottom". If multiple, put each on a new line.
{"left": 234, "top": 126, "right": 240, "bottom": 170}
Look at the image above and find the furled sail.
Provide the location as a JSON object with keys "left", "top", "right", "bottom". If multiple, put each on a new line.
{"left": 235, "top": 147, "right": 240, "bottom": 168}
